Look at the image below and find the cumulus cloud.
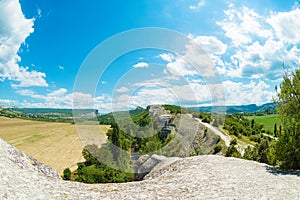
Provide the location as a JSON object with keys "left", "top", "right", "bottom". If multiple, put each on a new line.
{"left": 166, "top": 57, "right": 198, "bottom": 77}
{"left": 0, "top": 0, "right": 48, "bottom": 87}
{"left": 192, "top": 35, "right": 227, "bottom": 55}
{"left": 223, "top": 80, "right": 275, "bottom": 105}
{"left": 158, "top": 52, "right": 200, "bottom": 77}
{"left": 189, "top": 35, "right": 228, "bottom": 73}
{"left": 216, "top": 5, "right": 300, "bottom": 80}
{"left": 267, "top": 8, "right": 300, "bottom": 44}
{"left": 217, "top": 6, "right": 273, "bottom": 47}
{"left": 161, "top": 37, "right": 219, "bottom": 78}
{"left": 132, "top": 62, "right": 149, "bottom": 68}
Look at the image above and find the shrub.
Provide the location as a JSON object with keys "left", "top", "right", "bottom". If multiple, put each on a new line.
{"left": 230, "top": 138, "right": 237, "bottom": 146}
{"left": 225, "top": 145, "right": 241, "bottom": 158}
{"left": 213, "top": 145, "right": 222, "bottom": 154}
{"left": 202, "top": 117, "right": 211, "bottom": 123}
{"left": 63, "top": 168, "right": 71, "bottom": 180}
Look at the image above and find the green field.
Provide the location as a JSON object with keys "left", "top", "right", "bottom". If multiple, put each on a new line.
{"left": 246, "top": 114, "right": 281, "bottom": 133}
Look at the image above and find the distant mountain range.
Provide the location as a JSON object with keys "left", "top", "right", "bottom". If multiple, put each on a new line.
{"left": 188, "top": 102, "right": 275, "bottom": 113}
{"left": 1, "top": 103, "right": 276, "bottom": 119}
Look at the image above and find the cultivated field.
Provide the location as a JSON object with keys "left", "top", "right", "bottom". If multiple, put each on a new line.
{"left": 0, "top": 117, "right": 109, "bottom": 174}
{"left": 246, "top": 114, "right": 281, "bottom": 132}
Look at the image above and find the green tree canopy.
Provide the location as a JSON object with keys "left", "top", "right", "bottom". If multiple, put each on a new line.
{"left": 274, "top": 67, "right": 300, "bottom": 169}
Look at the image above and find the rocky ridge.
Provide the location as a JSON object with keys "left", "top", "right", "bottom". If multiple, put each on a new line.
{"left": 1, "top": 138, "right": 300, "bottom": 199}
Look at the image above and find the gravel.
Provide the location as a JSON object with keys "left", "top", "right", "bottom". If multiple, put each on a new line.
{"left": 1, "top": 138, "right": 299, "bottom": 199}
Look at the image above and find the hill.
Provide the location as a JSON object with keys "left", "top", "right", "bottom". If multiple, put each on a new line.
{"left": 1, "top": 138, "right": 299, "bottom": 199}
{"left": 0, "top": 107, "right": 98, "bottom": 123}
{"left": 189, "top": 102, "right": 276, "bottom": 113}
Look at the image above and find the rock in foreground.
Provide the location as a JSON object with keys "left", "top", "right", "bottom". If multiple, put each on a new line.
{"left": 0, "top": 138, "right": 299, "bottom": 199}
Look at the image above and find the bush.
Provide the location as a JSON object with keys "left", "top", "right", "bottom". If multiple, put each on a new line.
{"left": 202, "top": 117, "right": 211, "bottom": 123}
{"left": 249, "top": 134, "right": 261, "bottom": 143}
{"left": 225, "top": 145, "right": 241, "bottom": 158}
{"left": 230, "top": 138, "right": 237, "bottom": 146}
{"left": 213, "top": 145, "right": 222, "bottom": 154}
{"left": 63, "top": 168, "right": 71, "bottom": 180}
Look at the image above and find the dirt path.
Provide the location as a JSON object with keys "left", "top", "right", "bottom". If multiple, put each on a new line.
{"left": 194, "top": 118, "right": 231, "bottom": 147}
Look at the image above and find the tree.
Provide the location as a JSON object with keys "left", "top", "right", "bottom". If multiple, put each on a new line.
{"left": 279, "top": 125, "right": 282, "bottom": 135}
{"left": 274, "top": 67, "right": 300, "bottom": 169}
{"left": 274, "top": 123, "right": 277, "bottom": 136}
{"left": 230, "top": 138, "right": 237, "bottom": 146}
{"left": 225, "top": 139, "right": 241, "bottom": 158}
{"left": 251, "top": 119, "right": 255, "bottom": 129}
{"left": 82, "top": 144, "right": 101, "bottom": 166}
{"left": 212, "top": 119, "right": 218, "bottom": 127}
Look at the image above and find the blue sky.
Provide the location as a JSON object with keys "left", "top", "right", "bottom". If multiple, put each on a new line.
{"left": 0, "top": 0, "right": 300, "bottom": 112}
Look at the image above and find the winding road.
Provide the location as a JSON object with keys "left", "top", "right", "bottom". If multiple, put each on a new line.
{"left": 194, "top": 118, "right": 231, "bottom": 147}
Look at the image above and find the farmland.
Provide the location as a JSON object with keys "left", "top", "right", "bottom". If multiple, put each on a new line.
{"left": 0, "top": 116, "right": 109, "bottom": 174}
{"left": 245, "top": 114, "right": 281, "bottom": 133}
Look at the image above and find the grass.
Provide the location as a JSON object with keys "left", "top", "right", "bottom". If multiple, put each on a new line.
{"left": 246, "top": 114, "right": 281, "bottom": 133}
{"left": 0, "top": 116, "right": 110, "bottom": 175}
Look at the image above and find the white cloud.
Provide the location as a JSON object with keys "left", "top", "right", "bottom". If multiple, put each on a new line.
{"left": 112, "top": 88, "right": 178, "bottom": 110}
{"left": 0, "top": 0, "right": 48, "bottom": 88}
{"left": 217, "top": 6, "right": 273, "bottom": 47}
{"left": 0, "top": 98, "right": 18, "bottom": 105}
{"left": 15, "top": 88, "right": 113, "bottom": 112}
{"left": 158, "top": 37, "right": 219, "bottom": 78}
{"left": 132, "top": 62, "right": 149, "bottom": 68}
{"left": 216, "top": 5, "right": 300, "bottom": 80}
{"left": 14, "top": 78, "right": 275, "bottom": 111}
{"left": 158, "top": 53, "right": 175, "bottom": 63}
{"left": 132, "top": 76, "right": 178, "bottom": 88}
{"left": 189, "top": 0, "right": 205, "bottom": 10}
{"left": 16, "top": 89, "right": 35, "bottom": 96}
{"left": 183, "top": 41, "right": 217, "bottom": 77}
{"left": 223, "top": 80, "right": 275, "bottom": 105}
{"left": 115, "top": 86, "right": 129, "bottom": 93}
{"left": 230, "top": 39, "right": 287, "bottom": 79}
{"left": 192, "top": 35, "right": 227, "bottom": 55}
{"left": 189, "top": 35, "right": 228, "bottom": 72}
{"left": 58, "top": 65, "right": 64, "bottom": 70}
{"left": 166, "top": 57, "right": 198, "bottom": 77}
{"left": 267, "top": 8, "right": 300, "bottom": 44}
{"left": 110, "top": 78, "right": 225, "bottom": 110}
{"left": 37, "top": 8, "right": 42, "bottom": 18}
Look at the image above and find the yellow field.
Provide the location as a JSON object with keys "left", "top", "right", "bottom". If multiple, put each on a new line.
{"left": 0, "top": 117, "right": 109, "bottom": 175}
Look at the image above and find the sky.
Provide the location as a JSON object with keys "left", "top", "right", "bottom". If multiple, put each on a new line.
{"left": 1, "top": 0, "right": 300, "bottom": 113}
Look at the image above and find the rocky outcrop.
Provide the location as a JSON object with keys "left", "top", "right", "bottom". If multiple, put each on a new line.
{"left": 135, "top": 154, "right": 180, "bottom": 180}
{"left": 0, "top": 138, "right": 60, "bottom": 179}
{"left": 1, "top": 138, "right": 300, "bottom": 199}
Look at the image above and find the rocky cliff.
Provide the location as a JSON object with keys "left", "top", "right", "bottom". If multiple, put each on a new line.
{"left": 0, "top": 138, "right": 299, "bottom": 199}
